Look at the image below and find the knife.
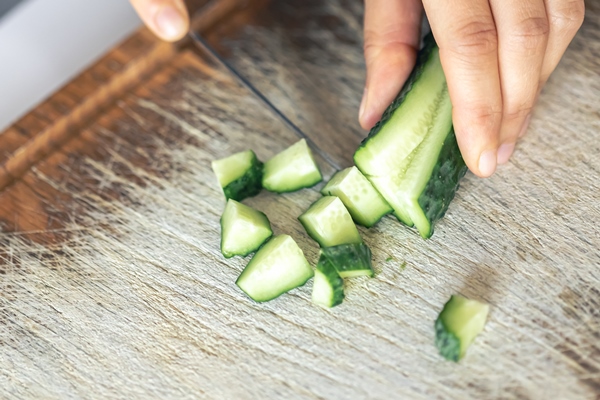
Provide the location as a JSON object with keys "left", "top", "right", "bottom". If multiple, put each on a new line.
{"left": 188, "top": 31, "right": 341, "bottom": 171}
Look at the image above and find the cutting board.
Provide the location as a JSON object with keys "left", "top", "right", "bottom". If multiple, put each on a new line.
{"left": 1, "top": 0, "right": 598, "bottom": 398}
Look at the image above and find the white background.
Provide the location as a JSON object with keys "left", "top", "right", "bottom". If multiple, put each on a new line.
{"left": 0, "top": 0, "right": 142, "bottom": 131}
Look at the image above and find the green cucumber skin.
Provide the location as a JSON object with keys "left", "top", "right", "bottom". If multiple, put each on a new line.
{"left": 434, "top": 317, "right": 461, "bottom": 362}
{"left": 354, "top": 33, "right": 467, "bottom": 238}
{"left": 313, "top": 254, "right": 345, "bottom": 308}
{"left": 417, "top": 129, "right": 468, "bottom": 238}
{"left": 263, "top": 176, "right": 321, "bottom": 194}
{"left": 321, "top": 243, "right": 374, "bottom": 278}
{"left": 223, "top": 160, "right": 264, "bottom": 201}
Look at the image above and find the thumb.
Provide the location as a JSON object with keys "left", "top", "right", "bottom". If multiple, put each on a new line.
{"left": 129, "top": 0, "right": 189, "bottom": 42}
{"left": 360, "top": 0, "right": 423, "bottom": 130}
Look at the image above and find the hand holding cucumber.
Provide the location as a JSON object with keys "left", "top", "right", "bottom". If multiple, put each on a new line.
{"left": 130, "top": 0, "right": 584, "bottom": 178}
{"left": 360, "top": 0, "right": 584, "bottom": 177}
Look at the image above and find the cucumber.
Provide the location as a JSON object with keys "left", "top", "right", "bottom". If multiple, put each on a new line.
{"left": 262, "top": 139, "right": 322, "bottom": 193}
{"left": 220, "top": 199, "right": 272, "bottom": 258}
{"left": 321, "top": 167, "right": 392, "bottom": 227}
{"left": 211, "top": 150, "right": 263, "bottom": 201}
{"left": 435, "top": 295, "right": 490, "bottom": 362}
{"left": 298, "top": 196, "right": 362, "bottom": 247}
{"left": 354, "top": 34, "right": 468, "bottom": 238}
{"left": 321, "top": 243, "right": 373, "bottom": 278}
{"left": 312, "top": 254, "right": 345, "bottom": 308}
{"left": 236, "top": 235, "right": 314, "bottom": 302}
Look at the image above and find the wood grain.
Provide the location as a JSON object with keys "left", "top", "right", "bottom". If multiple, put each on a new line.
{"left": 0, "top": 0, "right": 598, "bottom": 399}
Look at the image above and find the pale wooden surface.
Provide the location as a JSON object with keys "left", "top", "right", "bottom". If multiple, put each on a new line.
{"left": 0, "top": 1, "right": 599, "bottom": 399}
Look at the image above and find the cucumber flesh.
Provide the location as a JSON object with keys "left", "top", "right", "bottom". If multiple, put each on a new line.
{"left": 236, "top": 235, "right": 314, "bottom": 302}
{"left": 321, "top": 167, "right": 392, "bottom": 227}
{"left": 321, "top": 243, "right": 373, "bottom": 278}
{"left": 312, "top": 254, "right": 345, "bottom": 308}
{"left": 262, "top": 139, "right": 322, "bottom": 193}
{"left": 220, "top": 199, "right": 272, "bottom": 258}
{"left": 435, "top": 295, "right": 489, "bottom": 362}
{"left": 298, "top": 196, "right": 362, "bottom": 247}
{"left": 211, "top": 150, "right": 263, "bottom": 201}
{"left": 354, "top": 34, "right": 467, "bottom": 238}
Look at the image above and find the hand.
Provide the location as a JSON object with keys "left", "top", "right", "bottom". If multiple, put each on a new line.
{"left": 129, "top": 0, "right": 190, "bottom": 42}
{"left": 359, "top": 0, "right": 585, "bottom": 177}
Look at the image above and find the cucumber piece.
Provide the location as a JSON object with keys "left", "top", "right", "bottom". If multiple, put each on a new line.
{"left": 435, "top": 295, "right": 490, "bottom": 362}
{"left": 262, "top": 139, "right": 322, "bottom": 193}
{"left": 220, "top": 199, "right": 272, "bottom": 258}
{"left": 321, "top": 167, "right": 392, "bottom": 227}
{"left": 354, "top": 34, "right": 468, "bottom": 238}
{"left": 312, "top": 254, "right": 345, "bottom": 308}
{"left": 298, "top": 196, "right": 362, "bottom": 247}
{"left": 211, "top": 150, "right": 263, "bottom": 201}
{"left": 321, "top": 243, "right": 373, "bottom": 278}
{"left": 236, "top": 235, "right": 314, "bottom": 302}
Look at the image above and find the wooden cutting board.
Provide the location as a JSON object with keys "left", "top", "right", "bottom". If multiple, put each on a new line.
{"left": 1, "top": 0, "right": 598, "bottom": 398}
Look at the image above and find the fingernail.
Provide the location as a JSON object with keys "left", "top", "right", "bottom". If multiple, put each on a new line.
{"left": 478, "top": 149, "right": 497, "bottom": 177}
{"left": 497, "top": 142, "right": 515, "bottom": 165}
{"left": 519, "top": 114, "right": 532, "bottom": 138}
{"left": 155, "top": 6, "right": 186, "bottom": 40}
{"left": 359, "top": 87, "right": 368, "bottom": 122}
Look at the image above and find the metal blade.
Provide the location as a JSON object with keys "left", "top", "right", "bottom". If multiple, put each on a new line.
{"left": 188, "top": 31, "right": 340, "bottom": 170}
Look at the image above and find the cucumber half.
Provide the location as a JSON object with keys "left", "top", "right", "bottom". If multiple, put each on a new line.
{"left": 354, "top": 34, "right": 468, "bottom": 238}
{"left": 220, "top": 199, "right": 272, "bottom": 258}
{"left": 312, "top": 254, "right": 345, "bottom": 308}
{"left": 298, "top": 196, "right": 362, "bottom": 247}
{"left": 321, "top": 243, "right": 373, "bottom": 278}
{"left": 321, "top": 166, "right": 392, "bottom": 227}
{"left": 435, "top": 295, "right": 490, "bottom": 362}
{"left": 212, "top": 150, "right": 263, "bottom": 201}
{"left": 236, "top": 235, "right": 314, "bottom": 302}
{"left": 262, "top": 139, "right": 322, "bottom": 193}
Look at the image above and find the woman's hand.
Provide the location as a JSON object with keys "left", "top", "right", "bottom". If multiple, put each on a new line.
{"left": 359, "top": 0, "right": 585, "bottom": 177}
{"left": 129, "top": 0, "right": 190, "bottom": 41}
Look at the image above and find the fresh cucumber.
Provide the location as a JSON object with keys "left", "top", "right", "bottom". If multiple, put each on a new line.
{"left": 321, "top": 166, "right": 392, "bottom": 227}
{"left": 220, "top": 199, "right": 272, "bottom": 258}
{"left": 321, "top": 243, "right": 373, "bottom": 278}
{"left": 435, "top": 295, "right": 489, "bottom": 362}
{"left": 312, "top": 254, "right": 345, "bottom": 308}
{"left": 354, "top": 34, "right": 468, "bottom": 238}
{"left": 236, "top": 235, "right": 314, "bottom": 302}
{"left": 262, "top": 139, "right": 322, "bottom": 193}
{"left": 298, "top": 196, "right": 362, "bottom": 247}
{"left": 211, "top": 150, "right": 263, "bottom": 201}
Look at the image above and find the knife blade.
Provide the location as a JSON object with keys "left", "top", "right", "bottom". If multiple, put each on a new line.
{"left": 188, "top": 31, "right": 341, "bottom": 171}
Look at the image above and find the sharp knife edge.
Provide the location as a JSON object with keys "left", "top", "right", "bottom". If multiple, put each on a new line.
{"left": 189, "top": 31, "right": 341, "bottom": 171}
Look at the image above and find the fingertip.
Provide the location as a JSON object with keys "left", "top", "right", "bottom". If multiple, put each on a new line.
{"left": 360, "top": 48, "right": 416, "bottom": 130}
{"left": 477, "top": 149, "right": 497, "bottom": 178}
{"left": 154, "top": 5, "right": 188, "bottom": 41}
{"left": 497, "top": 142, "right": 515, "bottom": 165}
{"left": 358, "top": 101, "right": 380, "bottom": 130}
{"left": 454, "top": 123, "right": 500, "bottom": 178}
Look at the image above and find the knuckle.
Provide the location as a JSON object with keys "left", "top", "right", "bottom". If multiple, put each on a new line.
{"left": 464, "top": 104, "right": 503, "bottom": 129}
{"left": 550, "top": 1, "right": 585, "bottom": 34}
{"left": 449, "top": 20, "right": 498, "bottom": 56}
{"left": 503, "top": 104, "right": 534, "bottom": 121}
{"left": 511, "top": 16, "right": 549, "bottom": 49}
{"left": 363, "top": 28, "right": 417, "bottom": 58}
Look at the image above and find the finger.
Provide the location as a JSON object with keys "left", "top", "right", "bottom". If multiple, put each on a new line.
{"left": 540, "top": 0, "right": 585, "bottom": 83}
{"left": 360, "top": 0, "right": 423, "bottom": 130}
{"left": 129, "top": 0, "right": 189, "bottom": 41}
{"left": 423, "top": 0, "right": 503, "bottom": 177}
{"left": 519, "top": 0, "right": 585, "bottom": 140}
{"left": 489, "top": 0, "right": 549, "bottom": 164}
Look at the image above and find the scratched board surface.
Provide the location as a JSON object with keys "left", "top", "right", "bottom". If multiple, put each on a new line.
{"left": 1, "top": 0, "right": 599, "bottom": 399}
